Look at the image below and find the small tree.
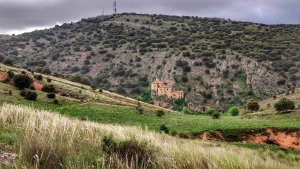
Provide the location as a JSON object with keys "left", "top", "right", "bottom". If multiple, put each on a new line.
{"left": 34, "top": 74, "right": 43, "bottom": 81}
{"left": 159, "top": 124, "right": 169, "bottom": 133}
{"left": 246, "top": 99, "right": 260, "bottom": 111}
{"left": 136, "top": 102, "right": 144, "bottom": 114}
{"left": 47, "top": 78, "right": 52, "bottom": 83}
{"left": 156, "top": 110, "right": 165, "bottom": 117}
{"left": 47, "top": 93, "right": 56, "bottom": 99}
{"left": 7, "top": 71, "right": 14, "bottom": 79}
{"left": 274, "top": 98, "right": 295, "bottom": 113}
{"left": 212, "top": 111, "right": 221, "bottom": 119}
{"left": 227, "top": 106, "right": 240, "bottom": 116}
{"left": 206, "top": 108, "right": 216, "bottom": 116}
{"left": 42, "top": 84, "right": 56, "bottom": 93}
{"left": 24, "top": 91, "right": 37, "bottom": 101}
{"left": 53, "top": 99, "right": 59, "bottom": 105}
{"left": 13, "top": 74, "right": 33, "bottom": 90}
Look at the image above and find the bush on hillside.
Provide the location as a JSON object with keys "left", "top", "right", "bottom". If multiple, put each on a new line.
{"left": 34, "top": 74, "right": 43, "bottom": 81}
{"left": 7, "top": 71, "right": 15, "bottom": 79}
{"left": 136, "top": 102, "right": 144, "bottom": 114}
{"left": 274, "top": 98, "right": 295, "bottom": 113}
{"left": 20, "top": 90, "right": 26, "bottom": 97}
{"left": 212, "top": 111, "right": 221, "bottom": 119}
{"left": 182, "top": 107, "right": 192, "bottom": 114}
{"left": 13, "top": 74, "right": 33, "bottom": 90}
{"left": 156, "top": 110, "right": 165, "bottom": 117}
{"left": 227, "top": 106, "right": 240, "bottom": 116}
{"left": 42, "top": 84, "right": 56, "bottom": 93}
{"left": 3, "top": 58, "right": 13, "bottom": 66}
{"left": 246, "top": 99, "right": 260, "bottom": 111}
{"left": 159, "top": 124, "right": 169, "bottom": 133}
{"left": 206, "top": 108, "right": 216, "bottom": 116}
{"left": 53, "top": 99, "right": 59, "bottom": 105}
{"left": 47, "top": 78, "right": 52, "bottom": 83}
{"left": 24, "top": 91, "right": 37, "bottom": 101}
{"left": 47, "top": 93, "right": 56, "bottom": 99}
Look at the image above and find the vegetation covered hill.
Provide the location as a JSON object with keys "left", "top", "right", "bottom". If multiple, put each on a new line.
{"left": 0, "top": 13, "right": 300, "bottom": 110}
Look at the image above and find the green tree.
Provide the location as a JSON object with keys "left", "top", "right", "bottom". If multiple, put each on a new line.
{"left": 227, "top": 106, "right": 240, "bottom": 116}
{"left": 212, "top": 112, "right": 221, "bottom": 119}
{"left": 13, "top": 74, "right": 33, "bottom": 90}
{"left": 274, "top": 98, "right": 295, "bottom": 113}
{"left": 246, "top": 99, "right": 260, "bottom": 111}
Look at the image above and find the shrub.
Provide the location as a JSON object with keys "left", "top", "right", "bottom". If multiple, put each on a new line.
{"left": 34, "top": 74, "right": 43, "bottom": 81}
{"left": 53, "top": 99, "right": 59, "bottom": 105}
{"left": 156, "top": 110, "right": 165, "bottom": 117}
{"left": 136, "top": 102, "right": 144, "bottom": 114}
{"left": 42, "top": 85, "right": 55, "bottom": 93}
{"left": 274, "top": 98, "right": 295, "bottom": 113}
{"left": 212, "top": 111, "right": 221, "bottom": 119}
{"left": 206, "top": 108, "right": 216, "bottom": 115}
{"left": 159, "top": 124, "right": 169, "bottom": 133}
{"left": 24, "top": 91, "right": 37, "bottom": 101}
{"left": 47, "top": 93, "right": 56, "bottom": 99}
{"left": 182, "top": 107, "right": 192, "bottom": 114}
{"left": 227, "top": 106, "right": 240, "bottom": 116}
{"left": 101, "top": 135, "right": 157, "bottom": 168}
{"left": 13, "top": 74, "right": 33, "bottom": 90}
{"left": 47, "top": 78, "right": 52, "bottom": 83}
{"left": 246, "top": 99, "right": 260, "bottom": 111}
{"left": 20, "top": 90, "right": 26, "bottom": 97}
{"left": 7, "top": 71, "right": 14, "bottom": 79}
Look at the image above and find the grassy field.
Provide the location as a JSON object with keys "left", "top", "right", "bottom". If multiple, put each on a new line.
{"left": 1, "top": 81, "right": 300, "bottom": 136}
{"left": 0, "top": 104, "right": 299, "bottom": 169}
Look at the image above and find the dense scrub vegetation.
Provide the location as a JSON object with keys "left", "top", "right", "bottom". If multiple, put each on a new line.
{"left": 0, "top": 13, "right": 299, "bottom": 110}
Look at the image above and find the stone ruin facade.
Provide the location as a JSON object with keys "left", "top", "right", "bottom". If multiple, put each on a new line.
{"left": 151, "top": 79, "right": 184, "bottom": 99}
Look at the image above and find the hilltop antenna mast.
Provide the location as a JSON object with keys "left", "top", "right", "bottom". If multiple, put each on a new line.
{"left": 113, "top": 0, "right": 117, "bottom": 16}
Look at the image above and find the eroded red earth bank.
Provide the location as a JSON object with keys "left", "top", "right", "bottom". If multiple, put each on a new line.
{"left": 200, "top": 128, "right": 300, "bottom": 151}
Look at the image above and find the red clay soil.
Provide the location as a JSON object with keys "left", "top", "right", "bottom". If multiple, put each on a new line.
{"left": 0, "top": 71, "right": 7, "bottom": 81}
{"left": 33, "top": 81, "right": 43, "bottom": 91}
{"left": 199, "top": 129, "right": 300, "bottom": 151}
{"left": 242, "top": 129, "right": 300, "bottom": 151}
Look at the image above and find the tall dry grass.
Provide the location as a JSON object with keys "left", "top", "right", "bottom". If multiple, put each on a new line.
{"left": 0, "top": 103, "right": 299, "bottom": 169}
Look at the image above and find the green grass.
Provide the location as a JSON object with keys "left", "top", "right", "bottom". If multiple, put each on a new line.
{"left": 1, "top": 82, "right": 300, "bottom": 135}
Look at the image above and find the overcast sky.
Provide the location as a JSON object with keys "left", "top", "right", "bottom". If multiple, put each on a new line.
{"left": 0, "top": 0, "right": 299, "bottom": 35}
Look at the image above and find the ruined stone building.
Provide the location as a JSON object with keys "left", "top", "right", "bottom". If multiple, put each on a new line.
{"left": 151, "top": 79, "right": 184, "bottom": 99}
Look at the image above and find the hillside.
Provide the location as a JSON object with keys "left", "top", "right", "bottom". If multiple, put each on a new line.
{"left": 0, "top": 64, "right": 300, "bottom": 138}
{"left": 1, "top": 104, "right": 300, "bottom": 168}
{"left": 1, "top": 64, "right": 300, "bottom": 168}
{"left": 0, "top": 13, "right": 300, "bottom": 110}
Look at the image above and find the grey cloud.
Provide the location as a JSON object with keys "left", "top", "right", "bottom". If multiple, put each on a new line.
{"left": 0, "top": 0, "right": 299, "bottom": 34}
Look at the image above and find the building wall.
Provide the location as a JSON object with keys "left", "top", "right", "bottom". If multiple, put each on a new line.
{"left": 151, "top": 80, "right": 184, "bottom": 99}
